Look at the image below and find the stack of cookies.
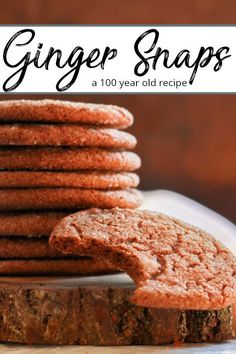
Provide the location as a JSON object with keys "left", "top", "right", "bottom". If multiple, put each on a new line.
{"left": 0, "top": 99, "right": 142, "bottom": 275}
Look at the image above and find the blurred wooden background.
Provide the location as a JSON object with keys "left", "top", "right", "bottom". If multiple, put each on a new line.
{"left": 0, "top": 0, "right": 235, "bottom": 222}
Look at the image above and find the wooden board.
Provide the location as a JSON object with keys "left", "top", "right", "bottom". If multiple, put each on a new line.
{"left": 0, "top": 273, "right": 234, "bottom": 345}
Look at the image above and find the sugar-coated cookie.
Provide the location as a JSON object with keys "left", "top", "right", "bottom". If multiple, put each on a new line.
{"left": 0, "top": 237, "right": 65, "bottom": 258}
{"left": 0, "top": 124, "right": 136, "bottom": 148}
{"left": 0, "top": 171, "right": 139, "bottom": 189}
{"left": 0, "top": 189, "right": 143, "bottom": 211}
{"left": 0, "top": 258, "right": 118, "bottom": 275}
{"left": 0, "top": 148, "right": 141, "bottom": 171}
{"left": 0, "top": 211, "right": 71, "bottom": 237}
{"left": 50, "top": 208, "right": 236, "bottom": 310}
{"left": 0, "top": 100, "right": 133, "bottom": 128}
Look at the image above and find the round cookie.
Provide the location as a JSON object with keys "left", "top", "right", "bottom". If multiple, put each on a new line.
{"left": 0, "top": 100, "right": 133, "bottom": 128}
{"left": 0, "top": 171, "right": 140, "bottom": 189}
{"left": 0, "top": 188, "right": 143, "bottom": 211}
{"left": 0, "top": 258, "right": 118, "bottom": 275}
{"left": 0, "top": 148, "right": 141, "bottom": 171}
{"left": 50, "top": 208, "right": 236, "bottom": 311}
{"left": 0, "top": 124, "right": 137, "bottom": 148}
{"left": 0, "top": 211, "right": 71, "bottom": 237}
{"left": 0, "top": 237, "right": 64, "bottom": 258}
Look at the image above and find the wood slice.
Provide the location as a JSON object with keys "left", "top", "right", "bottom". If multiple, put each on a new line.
{"left": 0, "top": 273, "right": 234, "bottom": 345}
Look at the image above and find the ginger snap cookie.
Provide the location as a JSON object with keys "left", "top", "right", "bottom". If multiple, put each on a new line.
{"left": 50, "top": 208, "right": 236, "bottom": 310}
{"left": 0, "top": 189, "right": 143, "bottom": 211}
{"left": 0, "top": 211, "right": 70, "bottom": 237}
{"left": 0, "top": 237, "right": 64, "bottom": 258}
{"left": 0, "top": 100, "right": 133, "bottom": 128}
{"left": 0, "top": 124, "right": 137, "bottom": 149}
{"left": 0, "top": 148, "right": 141, "bottom": 171}
{"left": 0, "top": 258, "right": 118, "bottom": 275}
{"left": 0, "top": 171, "right": 139, "bottom": 189}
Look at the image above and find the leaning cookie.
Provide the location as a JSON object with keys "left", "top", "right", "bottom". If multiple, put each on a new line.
{"left": 0, "top": 189, "right": 143, "bottom": 211}
{"left": 50, "top": 208, "right": 236, "bottom": 311}
{"left": 0, "top": 171, "right": 139, "bottom": 189}
{"left": 0, "top": 148, "right": 141, "bottom": 171}
{"left": 0, "top": 100, "right": 133, "bottom": 128}
{"left": 0, "top": 124, "right": 137, "bottom": 149}
{"left": 0, "top": 258, "right": 118, "bottom": 275}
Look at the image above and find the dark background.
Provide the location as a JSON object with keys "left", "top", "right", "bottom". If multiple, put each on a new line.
{"left": 0, "top": 0, "right": 235, "bottom": 222}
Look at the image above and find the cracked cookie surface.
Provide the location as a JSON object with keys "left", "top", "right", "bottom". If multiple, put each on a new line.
{"left": 50, "top": 208, "right": 236, "bottom": 310}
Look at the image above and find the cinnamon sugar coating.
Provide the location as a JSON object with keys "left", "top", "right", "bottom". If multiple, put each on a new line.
{"left": 0, "top": 148, "right": 141, "bottom": 171}
{"left": 0, "top": 124, "right": 136, "bottom": 149}
{"left": 0, "top": 171, "right": 139, "bottom": 189}
{"left": 0, "top": 100, "right": 133, "bottom": 128}
{"left": 0, "top": 189, "right": 142, "bottom": 211}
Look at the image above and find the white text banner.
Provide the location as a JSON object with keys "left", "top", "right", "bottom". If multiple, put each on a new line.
{"left": 0, "top": 26, "right": 235, "bottom": 93}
